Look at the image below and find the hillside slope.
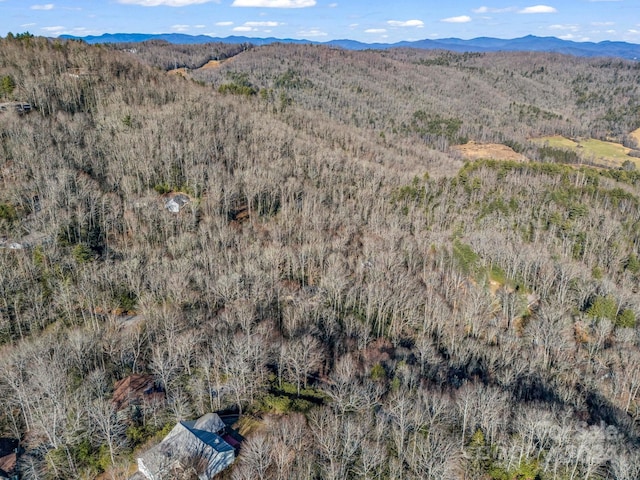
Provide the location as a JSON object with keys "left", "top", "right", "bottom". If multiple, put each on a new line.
{"left": 185, "top": 44, "right": 640, "bottom": 145}
{"left": 0, "top": 37, "right": 640, "bottom": 480}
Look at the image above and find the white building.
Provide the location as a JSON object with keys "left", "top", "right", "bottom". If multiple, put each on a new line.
{"left": 136, "top": 413, "right": 235, "bottom": 480}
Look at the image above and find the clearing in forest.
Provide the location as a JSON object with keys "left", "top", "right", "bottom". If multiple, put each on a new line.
{"left": 200, "top": 59, "right": 222, "bottom": 69}
{"left": 167, "top": 67, "right": 189, "bottom": 78}
{"left": 533, "top": 135, "right": 640, "bottom": 168}
{"left": 451, "top": 141, "right": 527, "bottom": 162}
{"left": 167, "top": 59, "right": 227, "bottom": 77}
{"left": 630, "top": 127, "right": 640, "bottom": 146}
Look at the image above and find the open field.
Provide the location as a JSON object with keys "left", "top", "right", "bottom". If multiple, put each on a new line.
{"left": 167, "top": 59, "right": 226, "bottom": 78}
{"left": 451, "top": 141, "right": 527, "bottom": 162}
{"left": 200, "top": 59, "right": 222, "bottom": 69}
{"left": 532, "top": 135, "right": 640, "bottom": 168}
{"left": 167, "top": 67, "right": 189, "bottom": 77}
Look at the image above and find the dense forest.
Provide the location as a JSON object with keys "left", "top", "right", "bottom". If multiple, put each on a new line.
{"left": 1, "top": 35, "right": 640, "bottom": 480}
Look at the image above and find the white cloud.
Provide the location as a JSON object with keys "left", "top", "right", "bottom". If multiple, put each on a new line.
{"left": 68, "top": 27, "right": 102, "bottom": 35}
{"left": 328, "top": 2, "right": 337, "bottom": 6}
{"left": 172, "top": 24, "right": 190, "bottom": 31}
{"left": 231, "top": 20, "right": 281, "bottom": 32}
{"left": 591, "top": 21, "right": 615, "bottom": 26}
{"left": 518, "top": 5, "right": 557, "bottom": 14}
{"left": 118, "top": 0, "right": 216, "bottom": 6}
{"left": 298, "top": 28, "right": 328, "bottom": 37}
{"left": 365, "top": 28, "right": 386, "bottom": 33}
{"left": 472, "top": 6, "right": 516, "bottom": 13}
{"left": 31, "top": 4, "right": 54, "bottom": 10}
{"left": 558, "top": 33, "right": 588, "bottom": 41}
{"left": 548, "top": 24, "right": 578, "bottom": 32}
{"left": 232, "top": 0, "right": 315, "bottom": 7}
{"left": 441, "top": 15, "right": 472, "bottom": 23}
{"left": 40, "top": 25, "right": 102, "bottom": 35}
{"left": 194, "top": 24, "right": 206, "bottom": 28}
{"left": 216, "top": 21, "right": 234, "bottom": 26}
{"left": 387, "top": 20, "right": 424, "bottom": 28}
{"left": 41, "top": 25, "right": 65, "bottom": 32}
{"left": 244, "top": 21, "right": 280, "bottom": 26}
{"left": 21, "top": 23, "right": 37, "bottom": 27}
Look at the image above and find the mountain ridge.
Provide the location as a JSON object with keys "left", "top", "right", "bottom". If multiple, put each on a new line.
{"left": 59, "top": 33, "right": 640, "bottom": 60}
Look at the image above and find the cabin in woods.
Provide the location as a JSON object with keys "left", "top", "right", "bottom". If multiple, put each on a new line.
{"left": 0, "top": 438, "right": 20, "bottom": 480}
{"left": 112, "top": 374, "right": 166, "bottom": 414}
{"left": 0, "top": 102, "right": 31, "bottom": 115}
{"left": 134, "top": 413, "right": 236, "bottom": 480}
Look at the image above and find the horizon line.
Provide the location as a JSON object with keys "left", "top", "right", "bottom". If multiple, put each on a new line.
{"left": 48, "top": 32, "right": 640, "bottom": 47}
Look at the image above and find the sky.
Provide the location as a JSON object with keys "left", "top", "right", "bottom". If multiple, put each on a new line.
{"left": 1, "top": 0, "right": 639, "bottom": 44}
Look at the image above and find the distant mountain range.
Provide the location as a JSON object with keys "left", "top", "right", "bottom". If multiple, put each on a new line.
{"left": 59, "top": 33, "right": 640, "bottom": 60}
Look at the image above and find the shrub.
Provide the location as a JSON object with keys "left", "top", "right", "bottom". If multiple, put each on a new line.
{"left": 259, "top": 394, "right": 292, "bottom": 414}
{"left": 153, "top": 182, "right": 171, "bottom": 194}
{"left": 0, "top": 75, "right": 15, "bottom": 98}
{"left": 218, "top": 83, "right": 258, "bottom": 96}
{"left": 0, "top": 203, "right": 17, "bottom": 223}
{"left": 616, "top": 309, "right": 636, "bottom": 328}
{"left": 453, "top": 241, "right": 480, "bottom": 275}
{"left": 586, "top": 295, "right": 617, "bottom": 322}
{"left": 370, "top": 363, "right": 386, "bottom": 381}
{"left": 72, "top": 244, "right": 93, "bottom": 263}
{"left": 625, "top": 253, "right": 640, "bottom": 274}
{"left": 115, "top": 286, "right": 137, "bottom": 312}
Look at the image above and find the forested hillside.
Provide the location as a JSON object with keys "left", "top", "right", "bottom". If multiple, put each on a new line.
{"left": 1, "top": 35, "right": 640, "bottom": 480}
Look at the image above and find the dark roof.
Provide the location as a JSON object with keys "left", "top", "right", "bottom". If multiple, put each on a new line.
{"left": 182, "top": 426, "right": 234, "bottom": 454}
{"left": 0, "top": 440, "right": 18, "bottom": 478}
{"left": 112, "top": 374, "right": 164, "bottom": 410}
{"left": 0, "top": 453, "right": 17, "bottom": 477}
{"left": 0, "top": 440, "right": 17, "bottom": 459}
{"left": 221, "top": 434, "right": 241, "bottom": 449}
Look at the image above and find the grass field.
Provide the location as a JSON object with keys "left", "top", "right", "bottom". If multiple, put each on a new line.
{"left": 532, "top": 135, "right": 640, "bottom": 169}
{"left": 451, "top": 141, "right": 527, "bottom": 162}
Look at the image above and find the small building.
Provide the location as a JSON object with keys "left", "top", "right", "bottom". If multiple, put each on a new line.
{"left": 113, "top": 374, "right": 165, "bottom": 413}
{"left": 136, "top": 413, "right": 235, "bottom": 480}
{"left": 0, "top": 438, "right": 19, "bottom": 480}
{"left": 164, "top": 193, "right": 190, "bottom": 213}
{"left": 0, "top": 102, "right": 31, "bottom": 115}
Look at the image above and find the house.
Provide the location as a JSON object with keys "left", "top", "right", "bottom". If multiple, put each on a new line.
{"left": 112, "top": 374, "right": 165, "bottom": 412}
{"left": 0, "top": 102, "right": 31, "bottom": 115}
{"left": 164, "top": 193, "right": 190, "bottom": 213}
{"left": 136, "top": 413, "right": 235, "bottom": 480}
{"left": 0, "top": 438, "right": 19, "bottom": 480}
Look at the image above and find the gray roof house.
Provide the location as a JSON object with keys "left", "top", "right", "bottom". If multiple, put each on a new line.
{"left": 136, "top": 413, "right": 235, "bottom": 480}
{"left": 164, "top": 193, "right": 190, "bottom": 213}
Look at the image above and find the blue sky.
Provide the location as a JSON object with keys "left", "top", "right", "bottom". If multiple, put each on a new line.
{"left": 1, "top": 0, "right": 639, "bottom": 43}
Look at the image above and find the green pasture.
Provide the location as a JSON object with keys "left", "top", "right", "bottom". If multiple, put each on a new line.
{"left": 533, "top": 135, "right": 639, "bottom": 168}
